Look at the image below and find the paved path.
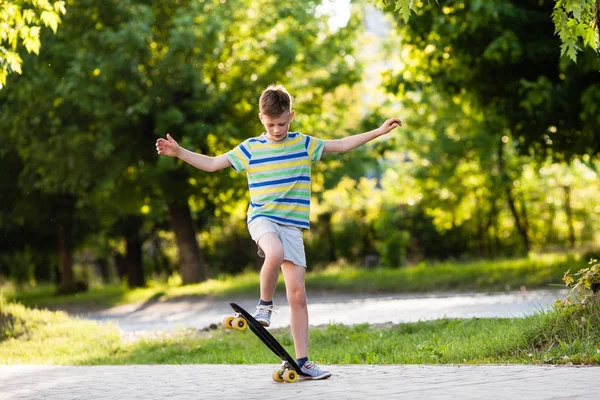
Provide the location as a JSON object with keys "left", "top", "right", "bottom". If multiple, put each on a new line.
{"left": 81, "top": 289, "right": 568, "bottom": 335}
{"left": 1, "top": 364, "right": 598, "bottom": 399}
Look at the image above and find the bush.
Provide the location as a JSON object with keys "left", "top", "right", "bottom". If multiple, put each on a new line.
{"left": 528, "top": 258, "right": 600, "bottom": 364}
{"left": 0, "top": 299, "right": 28, "bottom": 342}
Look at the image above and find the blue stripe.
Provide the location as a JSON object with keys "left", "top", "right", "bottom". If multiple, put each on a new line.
{"left": 274, "top": 198, "right": 310, "bottom": 205}
{"left": 305, "top": 136, "right": 310, "bottom": 150}
{"left": 249, "top": 152, "right": 306, "bottom": 165}
{"left": 240, "top": 144, "right": 251, "bottom": 159}
{"left": 250, "top": 198, "right": 310, "bottom": 207}
{"left": 249, "top": 214, "right": 310, "bottom": 228}
{"left": 249, "top": 176, "right": 310, "bottom": 188}
{"left": 248, "top": 132, "right": 299, "bottom": 144}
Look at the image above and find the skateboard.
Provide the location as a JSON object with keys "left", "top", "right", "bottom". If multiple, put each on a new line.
{"left": 223, "top": 302, "right": 309, "bottom": 383}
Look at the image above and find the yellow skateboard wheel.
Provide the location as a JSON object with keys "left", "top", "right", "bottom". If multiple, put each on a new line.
{"left": 272, "top": 370, "right": 284, "bottom": 383}
{"left": 282, "top": 370, "right": 298, "bottom": 383}
{"left": 222, "top": 316, "right": 235, "bottom": 329}
{"left": 232, "top": 317, "right": 247, "bottom": 331}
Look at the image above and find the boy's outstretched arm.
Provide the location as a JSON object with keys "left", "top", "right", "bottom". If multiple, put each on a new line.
{"left": 155, "top": 133, "right": 231, "bottom": 172}
{"left": 323, "top": 118, "right": 402, "bottom": 154}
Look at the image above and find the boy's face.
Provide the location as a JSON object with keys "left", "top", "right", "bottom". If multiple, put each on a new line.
{"left": 259, "top": 111, "right": 295, "bottom": 142}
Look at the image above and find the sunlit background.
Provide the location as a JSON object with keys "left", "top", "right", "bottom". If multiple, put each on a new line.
{"left": 0, "top": 0, "right": 598, "bottom": 293}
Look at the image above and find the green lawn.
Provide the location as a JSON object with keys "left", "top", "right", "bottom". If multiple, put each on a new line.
{"left": 2, "top": 296, "right": 599, "bottom": 365}
{"left": 2, "top": 252, "right": 577, "bottom": 311}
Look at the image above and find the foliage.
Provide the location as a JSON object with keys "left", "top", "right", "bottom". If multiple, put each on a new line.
{"left": 369, "top": 0, "right": 600, "bottom": 259}
{"left": 1, "top": 0, "right": 600, "bottom": 287}
{"left": 559, "top": 258, "right": 600, "bottom": 306}
{"left": 375, "top": 0, "right": 600, "bottom": 62}
{"left": 383, "top": 0, "right": 600, "bottom": 159}
{"left": 0, "top": 0, "right": 363, "bottom": 286}
{"left": 528, "top": 258, "right": 600, "bottom": 364}
{"left": 0, "top": 0, "right": 66, "bottom": 87}
{"left": 553, "top": 0, "right": 599, "bottom": 61}
{"left": 373, "top": 205, "right": 411, "bottom": 267}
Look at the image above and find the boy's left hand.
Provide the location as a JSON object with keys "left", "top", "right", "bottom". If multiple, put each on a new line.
{"left": 379, "top": 118, "right": 402, "bottom": 135}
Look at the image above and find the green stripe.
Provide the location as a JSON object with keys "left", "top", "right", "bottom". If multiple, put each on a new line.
{"left": 313, "top": 141, "right": 324, "bottom": 160}
{"left": 249, "top": 167, "right": 310, "bottom": 181}
{"left": 228, "top": 153, "right": 243, "bottom": 171}
{"left": 253, "top": 143, "right": 305, "bottom": 156}
{"left": 249, "top": 209, "right": 309, "bottom": 220}
{"left": 254, "top": 191, "right": 311, "bottom": 202}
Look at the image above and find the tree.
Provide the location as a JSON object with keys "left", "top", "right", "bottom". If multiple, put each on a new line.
{"left": 375, "top": 0, "right": 600, "bottom": 62}
{"left": 1, "top": 0, "right": 362, "bottom": 287}
{"left": 0, "top": 0, "right": 146, "bottom": 291}
{"left": 374, "top": 0, "right": 600, "bottom": 256}
{"left": 0, "top": 0, "right": 66, "bottom": 88}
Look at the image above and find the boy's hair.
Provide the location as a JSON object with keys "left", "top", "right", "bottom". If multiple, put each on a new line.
{"left": 259, "top": 84, "right": 293, "bottom": 117}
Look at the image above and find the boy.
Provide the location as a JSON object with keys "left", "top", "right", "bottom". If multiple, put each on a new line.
{"left": 155, "top": 84, "right": 402, "bottom": 379}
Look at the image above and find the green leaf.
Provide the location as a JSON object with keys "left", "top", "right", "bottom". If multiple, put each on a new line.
{"left": 560, "top": 39, "right": 580, "bottom": 62}
{"left": 0, "top": 68, "right": 7, "bottom": 87}
{"left": 40, "top": 10, "right": 60, "bottom": 33}
{"left": 582, "top": 25, "right": 598, "bottom": 48}
{"left": 23, "top": 34, "right": 41, "bottom": 55}
{"left": 22, "top": 9, "right": 36, "bottom": 24}
{"left": 5, "top": 51, "right": 22, "bottom": 74}
{"left": 54, "top": 1, "right": 67, "bottom": 15}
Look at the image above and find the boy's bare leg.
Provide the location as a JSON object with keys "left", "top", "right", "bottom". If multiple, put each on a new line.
{"left": 257, "top": 233, "right": 284, "bottom": 302}
{"left": 281, "top": 261, "right": 308, "bottom": 358}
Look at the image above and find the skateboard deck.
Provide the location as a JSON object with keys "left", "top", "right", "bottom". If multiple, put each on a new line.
{"left": 228, "top": 302, "right": 309, "bottom": 381}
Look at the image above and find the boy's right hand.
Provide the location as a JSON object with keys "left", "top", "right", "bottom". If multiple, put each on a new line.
{"left": 156, "top": 133, "right": 180, "bottom": 157}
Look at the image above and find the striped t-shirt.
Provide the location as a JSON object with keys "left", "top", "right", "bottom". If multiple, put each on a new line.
{"left": 226, "top": 132, "right": 325, "bottom": 230}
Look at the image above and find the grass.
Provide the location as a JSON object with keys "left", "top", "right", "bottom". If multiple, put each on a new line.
{"left": 2, "top": 295, "right": 599, "bottom": 366}
{"left": 2, "top": 252, "right": 577, "bottom": 311}
{"left": 0, "top": 298, "right": 121, "bottom": 364}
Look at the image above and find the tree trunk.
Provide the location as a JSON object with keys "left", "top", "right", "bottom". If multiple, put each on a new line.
{"left": 168, "top": 201, "right": 209, "bottom": 284}
{"left": 120, "top": 216, "right": 146, "bottom": 288}
{"left": 504, "top": 183, "right": 531, "bottom": 253}
{"left": 497, "top": 139, "right": 530, "bottom": 253}
{"left": 125, "top": 233, "right": 145, "bottom": 288}
{"left": 484, "top": 199, "right": 498, "bottom": 258}
{"left": 563, "top": 185, "right": 576, "bottom": 248}
{"left": 476, "top": 208, "right": 485, "bottom": 257}
{"left": 148, "top": 237, "right": 171, "bottom": 276}
{"left": 56, "top": 204, "right": 75, "bottom": 290}
{"left": 96, "top": 258, "right": 111, "bottom": 284}
{"left": 519, "top": 196, "right": 531, "bottom": 248}
{"left": 320, "top": 212, "right": 336, "bottom": 262}
{"left": 546, "top": 201, "right": 557, "bottom": 245}
{"left": 54, "top": 195, "right": 88, "bottom": 295}
{"left": 114, "top": 253, "right": 127, "bottom": 281}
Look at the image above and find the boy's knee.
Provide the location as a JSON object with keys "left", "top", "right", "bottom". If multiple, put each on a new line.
{"left": 264, "top": 247, "right": 284, "bottom": 265}
{"left": 287, "top": 288, "right": 307, "bottom": 308}
{"left": 258, "top": 233, "right": 284, "bottom": 265}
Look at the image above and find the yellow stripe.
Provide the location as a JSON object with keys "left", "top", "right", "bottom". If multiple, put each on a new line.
{"left": 250, "top": 183, "right": 311, "bottom": 195}
{"left": 233, "top": 148, "right": 248, "bottom": 169}
{"left": 250, "top": 135, "right": 303, "bottom": 149}
{"left": 248, "top": 159, "right": 310, "bottom": 173}
{"left": 255, "top": 204, "right": 311, "bottom": 213}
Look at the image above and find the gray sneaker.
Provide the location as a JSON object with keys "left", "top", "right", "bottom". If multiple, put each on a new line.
{"left": 253, "top": 305, "right": 278, "bottom": 327}
{"left": 300, "top": 361, "right": 332, "bottom": 380}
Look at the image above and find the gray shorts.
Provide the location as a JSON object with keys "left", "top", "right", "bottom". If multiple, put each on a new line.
{"left": 247, "top": 218, "right": 307, "bottom": 268}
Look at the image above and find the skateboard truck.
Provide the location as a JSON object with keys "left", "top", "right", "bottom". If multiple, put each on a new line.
{"left": 222, "top": 312, "right": 247, "bottom": 331}
{"left": 272, "top": 361, "right": 298, "bottom": 383}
